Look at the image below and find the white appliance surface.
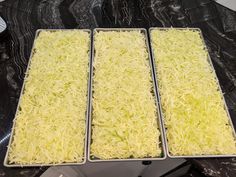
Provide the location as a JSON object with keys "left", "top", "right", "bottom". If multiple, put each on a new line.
{"left": 217, "top": 0, "right": 236, "bottom": 11}
{"left": 41, "top": 158, "right": 186, "bottom": 177}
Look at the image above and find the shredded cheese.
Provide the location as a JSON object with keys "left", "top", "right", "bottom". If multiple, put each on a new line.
{"left": 91, "top": 31, "right": 161, "bottom": 159}
{"left": 8, "top": 30, "right": 90, "bottom": 164}
{"left": 151, "top": 28, "right": 236, "bottom": 155}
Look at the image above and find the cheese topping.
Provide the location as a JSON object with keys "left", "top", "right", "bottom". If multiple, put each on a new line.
{"left": 91, "top": 31, "right": 161, "bottom": 159}
{"left": 8, "top": 30, "right": 89, "bottom": 164}
{"left": 151, "top": 29, "right": 236, "bottom": 155}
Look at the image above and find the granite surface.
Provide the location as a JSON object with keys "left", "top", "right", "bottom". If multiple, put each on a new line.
{"left": 0, "top": 0, "right": 236, "bottom": 176}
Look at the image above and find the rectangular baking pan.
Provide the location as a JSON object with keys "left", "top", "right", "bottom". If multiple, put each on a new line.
{"left": 4, "top": 29, "right": 92, "bottom": 167}
{"left": 88, "top": 28, "right": 167, "bottom": 162}
{"left": 149, "top": 27, "right": 236, "bottom": 158}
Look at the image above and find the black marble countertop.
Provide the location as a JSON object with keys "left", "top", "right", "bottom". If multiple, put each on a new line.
{"left": 0, "top": 0, "right": 236, "bottom": 176}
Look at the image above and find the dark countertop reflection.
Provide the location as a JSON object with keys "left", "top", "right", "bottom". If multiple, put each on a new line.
{"left": 0, "top": 0, "right": 236, "bottom": 176}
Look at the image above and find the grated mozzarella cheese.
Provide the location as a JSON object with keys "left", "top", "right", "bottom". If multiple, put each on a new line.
{"left": 8, "top": 30, "right": 90, "bottom": 164}
{"left": 151, "top": 28, "right": 236, "bottom": 155}
{"left": 91, "top": 31, "right": 161, "bottom": 159}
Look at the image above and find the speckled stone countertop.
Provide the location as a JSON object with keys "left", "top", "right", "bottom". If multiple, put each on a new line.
{"left": 0, "top": 0, "right": 236, "bottom": 177}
